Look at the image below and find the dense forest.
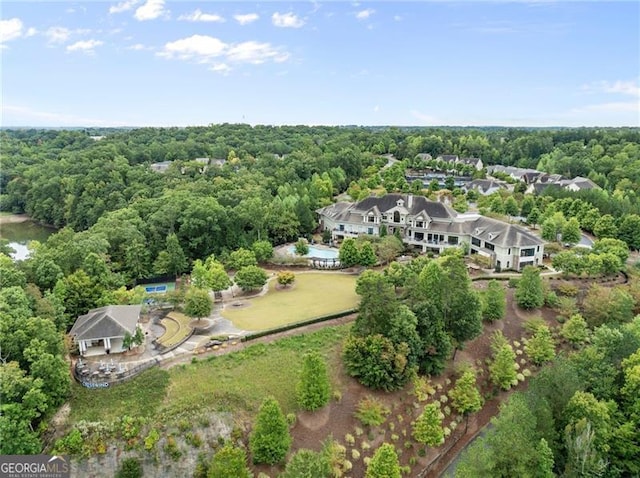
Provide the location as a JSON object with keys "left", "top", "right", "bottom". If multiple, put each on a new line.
{"left": 1, "top": 125, "right": 639, "bottom": 457}
{"left": 456, "top": 318, "right": 640, "bottom": 478}
{"left": 2, "top": 126, "right": 639, "bottom": 245}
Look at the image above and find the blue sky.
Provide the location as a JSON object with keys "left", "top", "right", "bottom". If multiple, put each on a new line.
{"left": 1, "top": 1, "right": 639, "bottom": 127}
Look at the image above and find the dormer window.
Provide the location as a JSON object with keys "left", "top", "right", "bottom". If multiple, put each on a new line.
{"left": 397, "top": 199, "right": 404, "bottom": 207}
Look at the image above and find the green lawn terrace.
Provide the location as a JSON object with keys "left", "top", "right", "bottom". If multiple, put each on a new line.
{"left": 221, "top": 272, "right": 359, "bottom": 331}
{"left": 157, "top": 311, "right": 193, "bottom": 349}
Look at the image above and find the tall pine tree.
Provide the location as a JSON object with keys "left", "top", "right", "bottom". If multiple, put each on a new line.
{"left": 249, "top": 397, "right": 291, "bottom": 465}
{"left": 296, "top": 352, "right": 331, "bottom": 411}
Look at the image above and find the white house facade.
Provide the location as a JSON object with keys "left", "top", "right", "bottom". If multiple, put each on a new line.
{"left": 317, "top": 194, "right": 544, "bottom": 270}
{"left": 435, "top": 155, "right": 484, "bottom": 171}
{"left": 69, "top": 305, "right": 142, "bottom": 357}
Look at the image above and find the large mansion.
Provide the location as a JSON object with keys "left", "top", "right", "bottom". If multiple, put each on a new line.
{"left": 317, "top": 194, "right": 544, "bottom": 271}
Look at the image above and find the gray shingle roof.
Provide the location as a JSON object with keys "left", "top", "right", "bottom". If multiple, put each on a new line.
{"left": 317, "top": 194, "right": 456, "bottom": 222}
{"left": 69, "top": 305, "right": 141, "bottom": 341}
{"left": 318, "top": 194, "right": 544, "bottom": 248}
{"left": 468, "top": 179, "right": 505, "bottom": 193}
{"left": 531, "top": 183, "right": 561, "bottom": 194}
{"left": 356, "top": 194, "right": 455, "bottom": 219}
{"left": 567, "top": 177, "right": 599, "bottom": 190}
{"left": 468, "top": 216, "right": 543, "bottom": 247}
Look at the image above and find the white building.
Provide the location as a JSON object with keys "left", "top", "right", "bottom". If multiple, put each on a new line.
{"left": 69, "top": 305, "right": 142, "bottom": 356}
{"left": 317, "top": 194, "right": 544, "bottom": 271}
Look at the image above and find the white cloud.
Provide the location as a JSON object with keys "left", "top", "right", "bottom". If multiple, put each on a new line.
{"left": 109, "top": 0, "right": 139, "bottom": 14}
{"left": 3, "top": 104, "right": 120, "bottom": 126}
{"left": 393, "top": 15, "right": 402, "bottom": 22}
{"left": 126, "top": 43, "right": 151, "bottom": 51}
{"left": 66, "top": 39, "right": 104, "bottom": 54}
{"left": 585, "top": 79, "right": 640, "bottom": 97}
{"left": 575, "top": 102, "right": 639, "bottom": 113}
{"left": 179, "top": 9, "right": 225, "bottom": 23}
{"left": 356, "top": 9, "right": 375, "bottom": 20}
{"left": 158, "top": 34, "right": 290, "bottom": 72}
{"left": 66, "top": 6, "right": 87, "bottom": 14}
{"left": 45, "top": 26, "right": 71, "bottom": 44}
{"left": 576, "top": 78, "right": 640, "bottom": 121}
{"left": 0, "top": 18, "right": 24, "bottom": 45}
{"left": 134, "top": 0, "right": 168, "bottom": 21}
{"left": 272, "top": 12, "right": 305, "bottom": 28}
{"left": 411, "top": 110, "right": 440, "bottom": 125}
{"left": 26, "top": 27, "right": 38, "bottom": 37}
{"left": 210, "top": 63, "right": 231, "bottom": 74}
{"left": 234, "top": 13, "right": 259, "bottom": 25}
{"left": 159, "top": 35, "right": 226, "bottom": 60}
{"left": 373, "top": 105, "right": 380, "bottom": 113}
{"left": 227, "top": 41, "right": 289, "bottom": 64}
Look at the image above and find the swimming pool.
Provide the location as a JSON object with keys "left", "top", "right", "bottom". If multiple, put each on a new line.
{"left": 286, "top": 245, "right": 339, "bottom": 259}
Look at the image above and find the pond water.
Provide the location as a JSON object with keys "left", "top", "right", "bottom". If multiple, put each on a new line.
{"left": 286, "top": 245, "right": 339, "bottom": 259}
{"left": 0, "top": 218, "right": 56, "bottom": 260}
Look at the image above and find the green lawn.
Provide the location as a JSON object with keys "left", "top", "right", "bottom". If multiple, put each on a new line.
{"left": 68, "top": 367, "right": 170, "bottom": 423}
{"left": 67, "top": 324, "right": 350, "bottom": 425}
{"left": 222, "top": 272, "right": 359, "bottom": 331}
{"left": 164, "top": 324, "right": 349, "bottom": 417}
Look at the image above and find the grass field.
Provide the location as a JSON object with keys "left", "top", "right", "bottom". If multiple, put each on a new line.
{"left": 165, "top": 324, "right": 350, "bottom": 416}
{"left": 222, "top": 272, "right": 359, "bottom": 331}
{"left": 67, "top": 324, "right": 350, "bottom": 424}
{"left": 69, "top": 367, "right": 170, "bottom": 423}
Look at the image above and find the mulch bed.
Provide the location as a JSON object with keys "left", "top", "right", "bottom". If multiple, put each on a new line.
{"left": 251, "top": 277, "right": 608, "bottom": 477}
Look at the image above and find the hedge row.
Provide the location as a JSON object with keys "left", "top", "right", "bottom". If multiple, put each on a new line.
{"left": 240, "top": 308, "right": 358, "bottom": 342}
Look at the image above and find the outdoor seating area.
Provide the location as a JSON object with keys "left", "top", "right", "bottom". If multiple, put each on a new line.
{"left": 75, "top": 358, "right": 129, "bottom": 383}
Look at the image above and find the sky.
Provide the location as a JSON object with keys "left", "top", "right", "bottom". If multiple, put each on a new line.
{"left": 1, "top": 1, "right": 639, "bottom": 128}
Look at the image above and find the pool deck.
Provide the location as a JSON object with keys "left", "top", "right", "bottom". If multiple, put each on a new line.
{"left": 277, "top": 242, "right": 339, "bottom": 260}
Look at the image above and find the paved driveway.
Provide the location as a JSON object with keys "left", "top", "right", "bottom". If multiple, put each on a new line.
{"left": 578, "top": 233, "right": 594, "bottom": 248}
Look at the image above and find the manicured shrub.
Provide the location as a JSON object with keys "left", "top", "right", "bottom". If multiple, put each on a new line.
{"left": 209, "top": 444, "right": 252, "bottom": 478}
{"left": 297, "top": 352, "right": 331, "bottom": 411}
{"left": 355, "top": 396, "right": 390, "bottom": 427}
{"left": 250, "top": 397, "right": 291, "bottom": 465}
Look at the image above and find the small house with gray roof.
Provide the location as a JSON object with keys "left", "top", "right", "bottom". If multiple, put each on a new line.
{"left": 561, "top": 176, "right": 599, "bottom": 192}
{"left": 317, "top": 193, "right": 544, "bottom": 270}
{"left": 464, "top": 179, "right": 507, "bottom": 196}
{"left": 69, "top": 305, "right": 142, "bottom": 357}
{"left": 435, "top": 155, "right": 484, "bottom": 171}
